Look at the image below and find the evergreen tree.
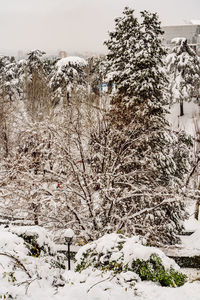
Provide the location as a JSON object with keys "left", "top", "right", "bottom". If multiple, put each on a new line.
{"left": 0, "top": 56, "right": 20, "bottom": 102}
{"left": 89, "top": 8, "right": 193, "bottom": 245}
{"left": 104, "top": 7, "right": 140, "bottom": 101}
{"left": 89, "top": 56, "right": 108, "bottom": 96}
{"left": 26, "top": 50, "right": 46, "bottom": 76}
{"left": 22, "top": 50, "right": 53, "bottom": 121}
{"left": 166, "top": 37, "right": 200, "bottom": 116}
{"left": 50, "top": 57, "right": 87, "bottom": 106}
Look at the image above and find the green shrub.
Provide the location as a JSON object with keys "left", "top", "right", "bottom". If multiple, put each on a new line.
{"left": 131, "top": 254, "right": 187, "bottom": 287}
{"left": 75, "top": 234, "right": 187, "bottom": 287}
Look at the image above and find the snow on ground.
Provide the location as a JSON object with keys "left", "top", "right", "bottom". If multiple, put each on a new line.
{"left": 0, "top": 227, "right": 200, "bottom": 299}
{"left": 54, "top": 280, "right": 200, "bottom": 300}
{"left": 20, "top": 268, "right": 200, "bottom": 300}
{"left": 168, "top": 101, "right": 199, "bottom": 137}
{"left": 161, "top": 217, "right": 200, "bottom": 257}
{"left": 23, "top": 272, "right": 200, "bottom": 300}
{"left": 181, "top": 226, "right": 200, "bottom": 252}
{"left": 181, "top": 268, "right": 200, "bottom": 282}
{"left": 184, "top": 217, "right": 200, "bottom": 232}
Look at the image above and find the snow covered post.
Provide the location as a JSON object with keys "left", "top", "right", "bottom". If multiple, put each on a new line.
{"left": 64, "top": 229, "right": 74, "bottom": 270}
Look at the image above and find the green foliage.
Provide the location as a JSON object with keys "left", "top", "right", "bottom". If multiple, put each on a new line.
{"left": 76, "top": 252, "right": 187, "bottom": 287}
{"left": 0, "top": 293, "right": 13, "bottom": 299}
{"left": 75, "top": 235, "right": 187, "bottom": 287}
{"left": 131, "top": 254, "right": 187, "bottom": 287}
{"left": 2, "top": 272, "right": 16, "bottom": 283}
{"left": 101, "top": 261, "right": 126, "bottom": 274}
{"left": 18, "top": 233, "right": 48, "bottom": 257}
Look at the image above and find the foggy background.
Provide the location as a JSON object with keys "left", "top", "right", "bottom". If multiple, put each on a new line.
{"left": 0, "top": 0, "right": 199, "bottom": 56}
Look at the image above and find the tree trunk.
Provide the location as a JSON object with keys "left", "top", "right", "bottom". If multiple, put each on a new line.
{"left": 180, "top": 101, "right": 184, "bottom": 116}
{"left": 194, "top": 199, "right": 200, "bottom": 220}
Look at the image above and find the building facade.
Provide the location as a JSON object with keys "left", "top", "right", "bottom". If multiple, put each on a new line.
{"left": 162, "top": 24, "right": 200, "bottom": 55}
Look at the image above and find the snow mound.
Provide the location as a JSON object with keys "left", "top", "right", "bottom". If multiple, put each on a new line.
{"left": 0, "top": 227, "right": 28, "bottom": 256}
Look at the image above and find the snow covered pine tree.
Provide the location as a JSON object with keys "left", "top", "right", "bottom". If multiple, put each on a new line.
{"left": 50, "top": 56, "right": 87, "bottom": 106}
{"left": 166, "top": 37, "right": 200, "bottom": 116}
{"left": 89, "top": 7, "right": 192, "bottom": 245}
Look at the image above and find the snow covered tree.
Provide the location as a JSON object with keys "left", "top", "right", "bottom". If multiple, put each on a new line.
{"left": 0, "top": 115, "right": 73, "bottom": 227}
{"left": 21, "top": 50, "right": 53, "bottom": 121}
{"left": 88, "top": 55, "right": 109, "bottom": 96}
{"left": 50, "top": 56, "right": 87, "bottom": 106}
{"left": 0, "top": 56, "right": 20, "bottom": 102}
{"left": 25, "top": 50, "right": 46, "bottom": 76}
{"left": 166, "top": 37, "right": 200, "bottom": 116}
{"left": 104, "top": 7, "right": 140, "bottom": 100}
{"left": 0, "top": 56, "right": 21, "bottom": 159}
{"left": 87, "top": 8, "right": 193, "bottom": 245}
{"left": 0, "top": 98, "right": 99, "bottom": 232}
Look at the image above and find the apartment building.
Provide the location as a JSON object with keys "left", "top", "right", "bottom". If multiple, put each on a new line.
{"left": 162, "top": 24, "right": 200, "bottom": 55}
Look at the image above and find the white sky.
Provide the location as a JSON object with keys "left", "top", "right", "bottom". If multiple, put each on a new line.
{"left": 0, "top": 0, "right": 199, "bottom": 55}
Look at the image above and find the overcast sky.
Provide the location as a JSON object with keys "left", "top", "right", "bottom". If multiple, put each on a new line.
{"left": 0, "top": 0, "right": 199, "bottom": 55}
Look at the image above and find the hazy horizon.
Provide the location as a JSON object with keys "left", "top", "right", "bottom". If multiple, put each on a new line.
{"left": 0, "top": 0, "right": 199, "bottom": 56}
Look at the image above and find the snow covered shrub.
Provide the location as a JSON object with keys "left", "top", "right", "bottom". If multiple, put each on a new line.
{"left": 9, "top": 226, "right": 66, "bottom": 269}
{"left": 0, "top": 225, "right": 68, "bottom": 298}
{"left": 75, "top": 234, "right": 187, "bottom": 287}
{"left": 9, "top": 226, "right": 56, "bottom": 257}
{"left": 0, "top": 227, "right": 32, "bottom": 298}
{"left": 131, "top": 254, "right": 187, "bottom": 287}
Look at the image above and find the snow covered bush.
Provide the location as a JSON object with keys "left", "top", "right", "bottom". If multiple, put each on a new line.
{"left": 0, "top": 225, "right": 67, "bottom": 298}
{"left": 9, "top": 226, "right": 57, "bottom": 257}
{"left": 75, "top": 233, "right": 187, "bottom": 287}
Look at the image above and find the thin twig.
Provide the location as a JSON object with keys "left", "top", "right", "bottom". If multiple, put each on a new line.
{"left": 87, "top": 275, "right": 114, "bottom": 293}
{"left": 0, "top": 252, "right": 31, "bottom": 278}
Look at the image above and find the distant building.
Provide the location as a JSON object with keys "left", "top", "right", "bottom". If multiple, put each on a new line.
{"left": 17, "top": 50, "right": 25, "bottom": 60}
{"left": 162, "top": 24, "right": 200, "bottom": 55}
{"left": 58, "top": 51, "right": 67, "bottom": 58}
